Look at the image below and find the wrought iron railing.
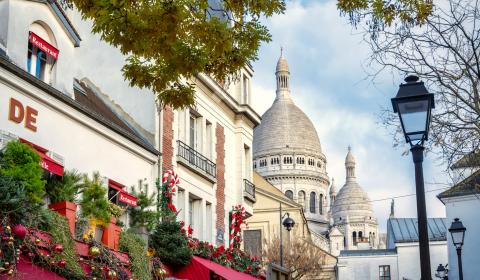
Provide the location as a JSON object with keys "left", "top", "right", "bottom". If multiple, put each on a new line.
{"left": 243, "top": 179, "right": 256, "bottom": 202}
{"left": 177, "top": 140, "right": 216, "bottom": 178}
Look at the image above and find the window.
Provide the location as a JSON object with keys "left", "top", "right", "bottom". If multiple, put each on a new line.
{"left": 317, "top": 161, "right": 321, "bottom": 168}
{"left": 296, "top": 157, "right": 305, "bottom": 164}
{"left": 308, "top": 158, "right": 315, "bottom": 166}
{"left": 353, "top": 231, "right": 357, "bottom": 246}
{"left": 259, "top": 159, "right": 267, "bottom": 167}
{"left": 27, "top": 28, "right": 58, "bottom": 84}
{"left": 189, "top": 115, "right": 197, "bottom": 149}
{"left": 253, "top": 161, "right": 257, "bottom": 169}
{"left": 270, "top": 157, "right": 279, "bottom": 165}
{"left": 379, "top": 265, "right": 391, "bottom": 280}
{"left": 205, "top": 120, "right": 212, "bottom": 159}
{"left": 319, "top": 193, "right": 323, "bottom": 215}
{"left": 309, "top": 192, "right": 316, "bottom": 213}
{"left": 285, "top": 190, "right": 293, "bottom": 200}
{"left": 243, "top": 75, "right": 249, "bottom": 104}
{"left": 243, "top": 230, "right": 262, "bottom": 257}
{"left": 283, "top": 156, "right": 292, "bottom": 164}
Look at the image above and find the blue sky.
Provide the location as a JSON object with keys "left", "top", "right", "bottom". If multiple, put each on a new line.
{"left": 250, "top": 0, "right": 449, "bottom": 231}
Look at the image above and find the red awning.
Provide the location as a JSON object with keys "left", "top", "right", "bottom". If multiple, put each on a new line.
{"left": 174, "top": 256, "right": 259, "bottom": 280}
{"left": 108, "top": 179, "right": 138, "bottom": 207}
{"left": 19, "top": 139, "right": 64, "bottom": 176}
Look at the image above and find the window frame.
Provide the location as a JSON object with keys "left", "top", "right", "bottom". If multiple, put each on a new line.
{"left": 379, "top": 265, "right": 391, "bottom": 280}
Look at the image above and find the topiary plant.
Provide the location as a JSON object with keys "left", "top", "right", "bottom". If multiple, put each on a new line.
{"left": 45, "top": 169, "right": 83, "bottom": 204}
{"left": 0, "top": 141, "right": 45, "bottom": 205}
{"left": 79, "top": 172, "right": 111, "bottom": 225}
{"left": 129, "top": 180, "right": 158, "bottom": 232}
{"left": 119, "top": 231, "right": 151, "bottom": 280}
{"left": 150, "top": 219, "right": 192, "bottom": 267}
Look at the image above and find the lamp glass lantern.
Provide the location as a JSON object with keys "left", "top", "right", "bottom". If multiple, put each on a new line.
{"left": 282, "top": 214, "right": 295, "bottom": 231}
{"left": 391, "top": 75, "right": 435, "bottom": 146}
{"left": 449, "top": 218, "right": 466, "bottom": 249}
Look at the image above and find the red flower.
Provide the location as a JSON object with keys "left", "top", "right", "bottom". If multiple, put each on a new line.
{"left": 188, "top": 225, "right": 193, "bottom": 235}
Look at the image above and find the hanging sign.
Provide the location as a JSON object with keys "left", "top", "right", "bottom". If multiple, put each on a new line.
{"left": 28, "top": 32, "right": 59, "bottom": 60}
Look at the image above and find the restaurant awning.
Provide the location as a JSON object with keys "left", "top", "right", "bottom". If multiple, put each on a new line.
{"left": 174, "top": 256, "right": 259, "bottom": 280}
{"left": 19, "top": 138, "right": 64, "bottom": 176}
{"left": 108, "top": 179, "right": 138, "bottom": 207}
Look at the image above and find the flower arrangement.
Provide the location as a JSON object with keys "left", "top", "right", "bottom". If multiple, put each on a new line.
{"left": 229, "top": 205, "right": 248, "bottom": 249}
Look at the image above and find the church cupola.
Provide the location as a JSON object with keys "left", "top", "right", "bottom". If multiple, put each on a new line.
{"left": 345, "top": 146, "right": 356, "bottom": 182}
{"left": 275, "top": 48, "right": 290, "bottom": 98}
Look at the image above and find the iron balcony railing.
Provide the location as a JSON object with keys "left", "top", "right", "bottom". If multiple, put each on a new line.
{"left": 243, "top": 179, "right": 256, "bottom": 202}
{"left": 177, "top": 140, "right": 216, "bottom": 178}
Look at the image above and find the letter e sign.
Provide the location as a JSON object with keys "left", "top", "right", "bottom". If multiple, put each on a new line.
{"left": 8, "top": 98, "right": 38, "bottom": 132}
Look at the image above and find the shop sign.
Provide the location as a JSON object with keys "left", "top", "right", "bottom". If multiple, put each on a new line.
{"left": 8, "top": 98, "right": 38, "bottom": 132}
{"left": 118, "top": 192, "right": 137, "bottom": 207}
{"left": 28, "top": 32, "right": 59, "bottom": 60}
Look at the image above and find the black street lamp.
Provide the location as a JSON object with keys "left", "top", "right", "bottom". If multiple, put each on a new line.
{"left": 435, "top": 264, "right": 448, "bottom": 280}
{"left": 279, "top": 202, "right": 295, "bottom": 268}
{"left": 391, "top": 75, "right": 435, "bottom": 280}
{"left": 449, "top": 218, "right": 466, "bottom": 280}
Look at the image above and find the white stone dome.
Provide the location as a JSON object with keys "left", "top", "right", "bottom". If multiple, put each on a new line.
{"left": 253, "top": 96, "right": 323, "bottom": 157}
{"left": 332, "top": 148, "right": 374, "bottom": 221}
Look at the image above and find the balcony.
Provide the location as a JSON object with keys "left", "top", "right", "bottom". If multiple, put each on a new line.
{"left": 177, "top": 140, "right": 216, "bottom": 182}
{"left": 243, "top": 179, "right": 256, "bottom": 203}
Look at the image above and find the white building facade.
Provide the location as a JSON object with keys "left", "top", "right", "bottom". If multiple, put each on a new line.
{"left": 0, "top": 0, "right": 259, "bottom": 246}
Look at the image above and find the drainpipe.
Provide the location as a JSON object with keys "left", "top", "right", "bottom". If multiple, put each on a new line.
{"left": 156, "top": 102, "right": 163, "bottom": 213}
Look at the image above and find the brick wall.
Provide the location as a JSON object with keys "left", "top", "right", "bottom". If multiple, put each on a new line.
{"left": 215, "top": 123, "right": 226, "bottom": 243}
{"left": 162, "top": 106, "right": 174, "bottom": 171}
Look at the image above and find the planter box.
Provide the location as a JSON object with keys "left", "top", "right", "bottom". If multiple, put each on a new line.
{"left": 102, "top": 218, "right": 122, "bottom": 251}
{"left": 48, "top": 201, "right": 77, "bottom": 236}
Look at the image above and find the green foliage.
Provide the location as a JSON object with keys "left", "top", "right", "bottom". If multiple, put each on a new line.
{"left": 337, "top": 0, "right": 433, "bottom": 35}
{"left": 129, "top": 181, "right": 158, "bottom": 232}
{"left": 37, "top": 209, "right": 85, "bottom": 278}
{"left": 150, "top": 219, "right": 192, "bottom": 267}
{"left": 0, "top": 174, "right": 34, "bottom": 224}
{"left": 68, "top": 0, "right": 285, "bottom": 109}
{"left": 107, "top": 202, "right": 125, "bottom": 219}
{"left": 119, "top": 231, "right": 151, "bottom": 280}
{"left": 0, "top": 141, "right": 45, "bottom": 205}
{"left": 45, "top": 169, "right": 83, "bottom": 203}
{"left": 79, "top": 172, "right": 111, "bottom": 225}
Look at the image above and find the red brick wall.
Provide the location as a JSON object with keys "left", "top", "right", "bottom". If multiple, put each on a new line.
{"left": 215, "top": 124, "right": 226, "bottom": 242}
{"left": 162, "top": 106, "right": 174, "bottom": 171}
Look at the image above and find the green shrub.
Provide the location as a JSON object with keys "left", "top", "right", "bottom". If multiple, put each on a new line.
{"left": 119, "top": 231, "right": 151, "bottom": 280}
{"left": 79, "top": 172, "right": 111, "bottom": 225}
{"left": 0, "top": 141, "right": 45, "bottom": 204}
{"left": 45, "top": 169, "right": 83, "bottom": 203}
{"left": 0, "top": 174, "right": 34, "bottom": 224}
{"left": 150, "top": 219, "right": 192, "bottom": 267}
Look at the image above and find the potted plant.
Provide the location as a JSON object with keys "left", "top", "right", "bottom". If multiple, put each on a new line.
{"left": 128, "top": 180, "right": 159, "bottom": 245}
{"left": 102, "top": 202, "right": 125, "bottom": 250}
{"left": 46, "top": 169, "right": 83, "bottom": 235}
{"left": 78, "top": 172, "right": 111, "bottom": 242}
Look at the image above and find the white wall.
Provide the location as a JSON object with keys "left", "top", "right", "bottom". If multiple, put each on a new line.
{"left": 0, "top": 67, "right": 156, "bottom": 190}
{"left": 396, "top": 241, "right": 448, "bottom": 280}
{"left": 443, "top": 195, "right": 480, "bottom": 280}
{"left": 337, "top": 253, "right": 398, "bottom": 280}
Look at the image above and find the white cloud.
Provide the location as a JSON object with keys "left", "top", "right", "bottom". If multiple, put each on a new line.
{"left": 252, "top": 0, "right": 448, "bottom": 231}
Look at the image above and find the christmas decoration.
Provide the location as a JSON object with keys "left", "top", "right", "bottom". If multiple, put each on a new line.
{"left": 11, "top": 225, "right": 27, "bottom": 240}
{"left": 88, "top": 246, "right": 100, "bottom": 257}
{"left": 229, "top": 205, "right": 248, "bottom": 249}
{"left": 53, "top": 244, "right": 64, "bottom": 253}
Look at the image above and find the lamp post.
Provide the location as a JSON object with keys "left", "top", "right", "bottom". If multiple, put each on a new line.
{"left": 449, "top": 218, "right": 466, "bottom": 280}
{"left": 279, "top": 202, "right": 295, "bottom": 267}
{"left": 435, "top": 264, "right": 448, "bottom": 280}
{"left": 391, "top": 75, "right": 435, "bottom": 280}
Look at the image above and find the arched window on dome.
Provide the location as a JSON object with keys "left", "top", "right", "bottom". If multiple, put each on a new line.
{"left": 317, "top": 161, "right": 321, "bottom": 168}
{"left": 319, "top": 193, "right": 323, "bottom": 215}
{"left": 283, "top": 156, "right": 292, "bottom": 164}
{"left": 352, "top": 231, "right": 357, "bottom": 246}
{"left": 309, "top": 192, "right": 316, "bottom": 213}
{"left": 296, "top": 157, "right": 305, "bottom": 164}
{"left": 285, "top": 190, "right": 293, "bottom": 200}
{"left": 298, "top": 191, "right": 305, "bottom": 210}
{"left": 253, "top": 161, "right": 257, "bottom": 169}
{"left": 359, "top": 231, "right": 363, "bottom": 241}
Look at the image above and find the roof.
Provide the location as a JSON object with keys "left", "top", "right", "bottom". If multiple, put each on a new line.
{"left": 0, "top": 54, "right": 159, "bottom": 155}
{"left": 438, "top": 169, "right": 480, "bottom": 199}
{"left": 388, "top": 218, "right": 447, "bottom": 243}
{"left": 339, "top": 249, "right": 397, "bottom": 257}
{"left": 253, "top": 171, "right": 301, "bottom": 207}
{"left": 451, "top": 152, "right": 480, "bottom": 169}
